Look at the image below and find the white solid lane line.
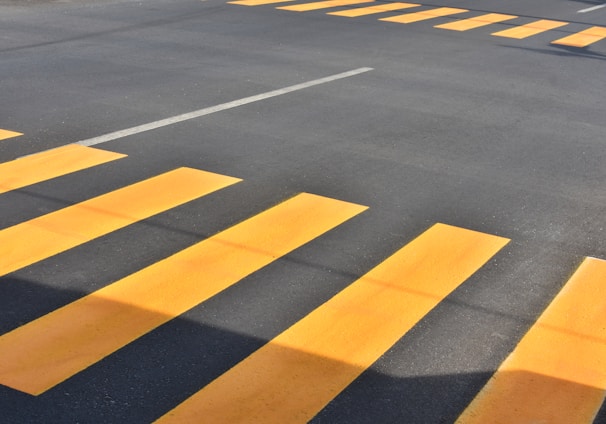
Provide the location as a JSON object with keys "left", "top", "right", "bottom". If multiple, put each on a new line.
{"left": 578, "top": 3, "right": 606, "bottom": 13}
{"left": 77, "top": 67, "right": 373, "bottom": 147}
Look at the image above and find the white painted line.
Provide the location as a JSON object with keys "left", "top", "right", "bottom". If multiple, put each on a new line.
{"left": 578, "top": 3, "right": 606, "bottom": 13}
{"left": 77, "top": 67, "right": 373, "bottom": 147}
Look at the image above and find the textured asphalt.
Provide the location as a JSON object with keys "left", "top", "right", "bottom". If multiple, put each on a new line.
{"left": 0, "top": 0, "right": 605, "bottom": 422}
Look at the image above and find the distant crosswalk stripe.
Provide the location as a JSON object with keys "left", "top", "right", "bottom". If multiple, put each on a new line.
{"left": 229, "top": 0, "right": 294, "bottom": 5}
{"left": 551, "top": 26, "right": 606, "bottom": 47}
{"left": 278, "top": 0, "right": 372, "bottom": 12}
{"left": 0, "top": 144, "right": 125, "bottom": 195}
{"left": 0, "top": 129, "right": 22, "bottom": 141}
{"left": 380, "top": 7, "right": 468, "bottom": 24}
{"left": 0, "top": 167, "right": 240, "bottom": 278}
{"left": 492, "top": 19, "right": 568, "bottom": 39}
{"left": 155, "top": 223, "right": 509, "bottom": 424}
{"left": 456, "top": 257, "right": 606, "bottom": 424}
{"left": 435, "top": 13, "right": 517, "bottom": 31}
{"left": 0, "top": 193, "right": 366, "bottom": 395}
{"left": 328, "top": 2, "right": 418, "bottom": 17}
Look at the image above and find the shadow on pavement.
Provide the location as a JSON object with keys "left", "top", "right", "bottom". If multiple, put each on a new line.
{"left": 500, "top": 43, "right": 606, "bottom": 61}
{"left": 0, "top": 276, "right": 605, "bottom": 423}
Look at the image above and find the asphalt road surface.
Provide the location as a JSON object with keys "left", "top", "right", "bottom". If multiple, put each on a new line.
{"left": 1, "top": 0, "right": 605, "bottom": 422}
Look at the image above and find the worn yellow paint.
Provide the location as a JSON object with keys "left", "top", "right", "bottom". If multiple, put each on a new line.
{"left": 492, "top": 19, "right": 567, "bottom": 39}
{"left": 156, "top": 223, "right": 509, "bottom": 424}
{"left": 0, "top": 167, "right": 240, "bottom": 278}
{"left": 0, "top": 144, "right": 125, "bottom": 195}
{"left": 229, "top": 0, "right": 294, "bottom": 5}
{"left": 0, "top": 129, "right": 22, "bottom": 141}
{"left": 0, "top": 193, "right": 366, "bottom": 395}
{"left": 435, "top": 13, "right": 517, "bottom": 31}
{"left": 552, "top": 26, "right": 606, "bottom": 47}
{"left": 456, "top": 257, "right": 606, "bottom": 424}
{"left": 328, "top": 2, "right": 418, "bottom": 17}
{"left": 278, "top": 0, "right": 372, "bottom": 12}
{"left": 380, "top": 7, "right": 468, "bottom": 24}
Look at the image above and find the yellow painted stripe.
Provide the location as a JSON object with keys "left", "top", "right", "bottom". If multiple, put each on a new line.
{"left": 492, "top": 19, "right": 568, "bottom": 39}
{"left": 278, "top": 0, "right": 372, "bottom": 12}
{"left": 156, "top": 223, "right": 509, "bottom": 424}
{"left": 0, "top": 129, "right": 22, "bottom": 141}
{"left": 380, "top": 7, "right": 468, "bottom": 24}
{"left": 229, "top": 0, "right": 294, "bottom": 5}
{"left": 435, "top": 13, "right": 517, "bottom": 31}
{"left": 0, "top": 193, "right": 366, "bottom": 395}
{"left": 328, "top": 2, "right": 418, "bottom": 17}
{"left": 0, "top": 144, "right": 125, "bottom": 195}
{"left": 456, "top": 257, "right": 606, "bottom": 424}
{"left": 552, "top": 26, "right": 606, "bottom": 47}
{"left": 0, "top": 167, "right": 240, "bottom": 278}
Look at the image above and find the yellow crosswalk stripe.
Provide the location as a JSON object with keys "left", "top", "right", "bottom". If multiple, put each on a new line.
{"left": 380, "top": 7, "right": 468, "bottom": 24}
{"left": 229, "top": 0, "right": 294, "bottom": 5}
{"left": 0, "top": 193, "right": 367, "bottom": 395}
{"left": 328, "top": 2, "right": 418, "bottom": 17}
{"left": 456, "top": 257, "right": 606, "bottom": 424}
{"left": 551, "top": 26, "right": 606, "bottom": 47}
{"left": 155, "top": 223, "right": 509, "bottom": 424}
{"left": 435, "top": 13, "right": 517, "bottom": 31}
{"left": 492, "top": 19, "right": 568, "bottom": 39}
{"left": 0, "top": 167, "right": 240, "bottom": 278}
{"left": 0, "top": 129, "right": 22, "bottom": 141}
{"left": 0, "top": 144, "right": 126, "bottom": 195}
{"left": 227, "top": 0, "right": 601, "bottom": 50}
{"left": 278, "top": 0, "right": 372, "bottom": 12}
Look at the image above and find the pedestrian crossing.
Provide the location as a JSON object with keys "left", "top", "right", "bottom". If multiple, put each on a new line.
{"left": 0, "top": 192, "right": 364, "bottom": 395}
{"left": 457, "top": 257, "right": 606, "bottom": 424}
{"left": 0, "top": 129, "right": 22, "bottom": 142}
{"left": 0, "top": 144, "right": 125, "bottom": 195}
{"left": 380, "top": 7, "right": 467, "bottom": 24}
{"left": 553, "top": 26, "right": 606, "bottom": 48}
{"left": 228, "top": 0, "right": 606, "bottom": 48}
{"left": 434, "top": 13, "right": 517, "bottom": 32}
{"left": 278, "top": 0, "right": 371, "bottom": 12}
{"left": 328, "top": 2, "right": 417, "bottom": 18}
{"left": 0, "top": 144, "right": 605, "bottom": 422}
{"left": 0, "top": 166, "right": 240, "bottom": 278}
{"left": 492, "top": 19, "right": 568, "bottom": 39}
{"left": 156, "top": 223, "right": 509, "bottom": 423}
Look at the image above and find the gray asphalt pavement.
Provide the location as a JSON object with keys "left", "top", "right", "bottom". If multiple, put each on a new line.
{"left": 1, "top": 0, "right": 605, "bottom": 422}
